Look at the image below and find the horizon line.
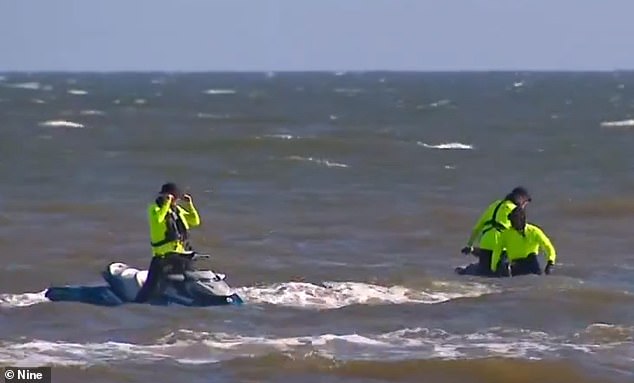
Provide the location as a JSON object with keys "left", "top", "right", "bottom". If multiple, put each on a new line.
{"left": 1, "top": 68, "right": 634, "bottom": 74}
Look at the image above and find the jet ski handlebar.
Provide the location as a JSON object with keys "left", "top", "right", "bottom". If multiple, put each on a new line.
{"left": 175, "top": 251, "right": 211, "bottom": 261}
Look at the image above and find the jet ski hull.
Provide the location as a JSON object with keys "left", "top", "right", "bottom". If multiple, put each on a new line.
{"left": 45, "top": 285, "right": 125, "bottom": 306}
{"left": 102, "top": 261, "right": 243, "bottom": 306}
{"left": 45, "top": 285, "right": 243, "bottom": 306}
{"left": 45, "top": 260, "right": 244, "bottom": 307}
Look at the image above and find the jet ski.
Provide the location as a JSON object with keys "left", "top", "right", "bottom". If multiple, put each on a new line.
{"left": 45, "top": 252, "right": 243, "bottom": 307}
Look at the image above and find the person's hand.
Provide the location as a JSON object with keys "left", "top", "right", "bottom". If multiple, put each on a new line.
{"left": 183, "top": 194, "right": 193, "bottom": 204}
{"left": 461, "top": 246, "right": 473, "bottom": 255}
{"left": 498, "top": 262, "right": 511, "bottom": 277}
{"left": 544, "top": 261, "right": 554, "bottom": 275}
{"left": 157, "top": 193, "right": 175, "bottom": 207}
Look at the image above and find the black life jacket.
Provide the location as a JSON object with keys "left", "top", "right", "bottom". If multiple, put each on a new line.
{"left": 151, "top": 198, "right": 190, "bottom": 249}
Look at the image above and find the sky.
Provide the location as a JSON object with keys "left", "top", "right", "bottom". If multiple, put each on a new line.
{"left": 1, "top": 0, "right": 634, "bottom": 72}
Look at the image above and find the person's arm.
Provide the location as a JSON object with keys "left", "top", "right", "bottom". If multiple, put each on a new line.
{"left": 153, "top": 195, "right": 173, "bottom": 223}
{"left": 466, "top": 209, "right": 490, "bottom": 247}
{"left": 181, "top": 194, "right": 201, "bottom": 227}
{"left": 490, "top": 230, "right": 506, "bottom": 272}
{"left": 534, "top": 226, "right": 556, "bottom": 264}
{"left": 497, "top": 202, "right": 516, "bottom": 230}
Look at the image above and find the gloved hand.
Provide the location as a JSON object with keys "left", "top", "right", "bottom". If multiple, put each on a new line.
{"left": 544, "top": 261, "right": 554, "bottom": 275}
{"left": 461, "top": 246, "right": 473, "bottom": 255}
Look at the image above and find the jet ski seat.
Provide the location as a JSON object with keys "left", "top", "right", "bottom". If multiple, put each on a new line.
{"left": 135, "top": 270, "right": 148, "bottom": 287}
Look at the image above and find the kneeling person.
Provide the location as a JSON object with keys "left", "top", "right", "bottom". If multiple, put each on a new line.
{"left": 457, "top": 186, "right": 532, "bottom": 276}
{"left": 491, "top": 207, "right": 556, "bottom": 276}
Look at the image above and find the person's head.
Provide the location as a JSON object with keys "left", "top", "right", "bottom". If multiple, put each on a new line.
{"left": 506, "top": 186, "right": 532, "bottom": 208}
{"left": 159, "top": 182, "right": 182, "bottom": 204}
{"left": 508, "top": 206, "right": 527, "bottom": 232}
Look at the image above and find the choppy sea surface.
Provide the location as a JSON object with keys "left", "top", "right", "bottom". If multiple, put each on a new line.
{"left": 0, "top": 72, "right": 633, "bottom": 383}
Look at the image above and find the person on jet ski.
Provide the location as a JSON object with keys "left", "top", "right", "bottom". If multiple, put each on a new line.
{"left": 490, "top": 206, "right": 556, "bottom": 276}
{"left": 455, "top": 186, "right": 531, "bottom": 276}
{"left": 135, "top": 182, "right": 202, "bottom": 303}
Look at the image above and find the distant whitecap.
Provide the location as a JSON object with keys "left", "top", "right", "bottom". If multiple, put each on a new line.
{"left": 5, "top": 82, "right": 40, "bottom": 90}
{"left": 203, "top": 89, "right": 236, "bottom": 95}
{"left": 333, "top": 88, "right": 363, "bottom": 95}
{"left": 418, "top": 99, "right": 452, "bottom": 109}
{"left": 418, "top": 142, "right": 473, "bottom": 150}
{"left": 196, "top": 113, "right": 230, "bottom": 120}
{"left": 80, "top": 110, "right": 105, "bottom": 116}
{"left": 600, "top": 119, "right": 634, "bottom": 128}
{"left": 261, "top": 134, "right": 295, "bottom": 140}
{"left": 285, "top": 156, "right": 348, "bottom": 168}
{"left": 38, "top": 120, "right": 85, "bottom": 129}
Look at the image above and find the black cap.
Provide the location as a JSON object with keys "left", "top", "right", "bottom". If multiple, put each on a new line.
{"left": 510, "top": 186, "right": 531, "bottom": 201}
{"left": 159, "top": 182, "right": 182, "bottom": 197}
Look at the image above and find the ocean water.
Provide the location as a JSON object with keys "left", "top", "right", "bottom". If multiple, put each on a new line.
{"left": 0, "top": 72, "right": 633, "bottom": 382}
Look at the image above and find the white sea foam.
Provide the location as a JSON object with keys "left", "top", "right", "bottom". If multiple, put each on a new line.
{"left": 285, "top": 156, "right": 349, "bottom": 168}
{"left": 333, "top": 88, "right": 364, "bottom": 95}
{"left": 79, "top": 110, "right": 106, "bottom": 116}
{"left": 0, "top": 290, "right": 48, "bottom": 308}
{"left": 417, "top": 99, "right": 452, "bottom": 109}
{"left": 38, "top": 120, "right": 84, "bottom": 129}
{"left": 1, "top": 325, "right": 628, "bottom": 367}
{"left": 5, "top": 82, "right": 40, "bottom": 90}
{"left": 259, "top": 134, "right": 295, "bottom": 140}
{"left": 203, "top": 89, "right": 236, "bottom": 95}
{"left": 236, "top": 280, "right": 495, "bottom": 309}
{"left": 196, "top": 112, "right": 231, "bottom": 119}
{"left": 418, "top": 142, "right": 474, "bottom": 150}
{"left": 600, "top": 119, "right": 634, "bottom": 128}
{"left": 67, "top": 89, "right": 87, "bottom": 95}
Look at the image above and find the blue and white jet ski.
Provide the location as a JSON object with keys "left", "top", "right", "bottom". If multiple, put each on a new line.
{"left": 45, "top": 252, "right": 243, "bottom": 307}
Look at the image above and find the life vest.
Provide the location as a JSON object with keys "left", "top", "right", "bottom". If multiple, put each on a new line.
{"left": 481, "top": 200, "right": 508, "bottom": 235}
{"left": 150, "top": 199, "right": 190, "bottom": 249}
